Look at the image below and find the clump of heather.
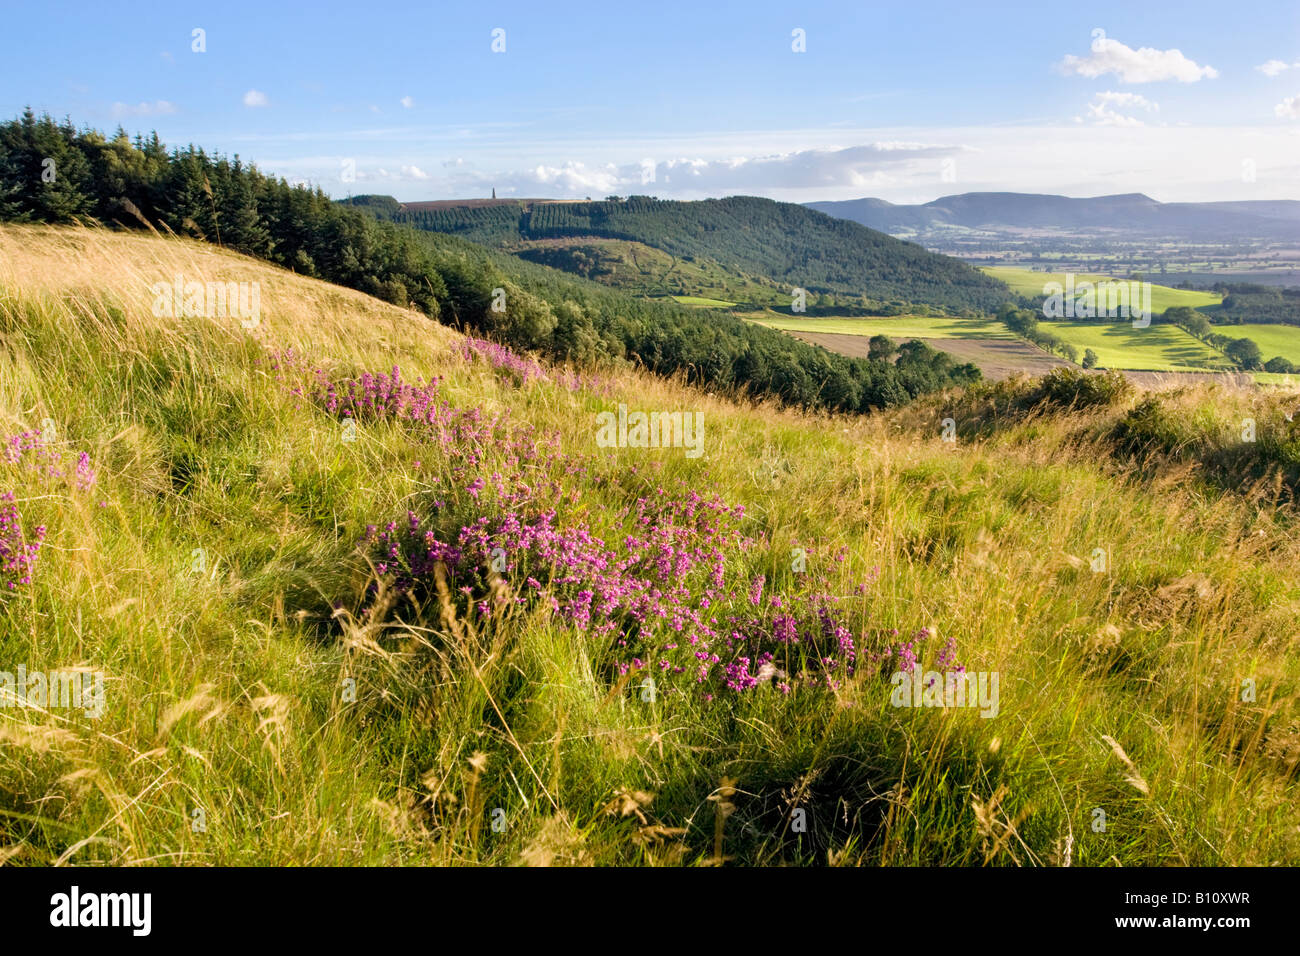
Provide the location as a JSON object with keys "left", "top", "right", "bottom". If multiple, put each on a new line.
{"left": 291, "top": 361, "right": 561, "bottom": 473}
{"left": 363, "top": 481, "right": 956, "bottom": 700}
{"left": 0, "top": 492, "right": 45, "bottom": 590}
{"left": 3, "top": 429, "right": 95, "bottom": 488}
{"left": 457, "top": 336, "right": 610, "bottom": 394}
{"left": 0, "top": 429, "right": 97, "bottom": 592}
{"left": 459, "top": 337, "right": 546, "bottom": 385}
{"left": 297, "top": 358, "right": 958, "bottom": 701}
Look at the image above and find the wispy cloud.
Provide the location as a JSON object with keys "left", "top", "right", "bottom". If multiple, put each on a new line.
{"left": 1275, "top": 94, "right": 1300, "bottom": 119}
{"left": 1080, "top": 90, "right": 1159, "bottom": 126}
{"left": 449, "top": 144, "right": 970, "bottom": 198}
{"left": 345, "top": 164, "right": 432, "bottom": 183}
{"left": 248, "top": 123, "right": 1300, "bottom": 204}
{"left": 242, "top": 89, "right": 270, "bottom": 108}
{"left": 111, "top": 100, "right": 177, "bottom": 118}
{"left": 1257, "top": 59, "right": 1300, "bottom": 77}
{"left": 1059, "top": 34, "right": 1217, "bottom": 83}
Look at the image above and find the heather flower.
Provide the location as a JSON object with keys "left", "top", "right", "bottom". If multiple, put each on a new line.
{"left": 0, "top": 431, "right": 97, "bottom": 594}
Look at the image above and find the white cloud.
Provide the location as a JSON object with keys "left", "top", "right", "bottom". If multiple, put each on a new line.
{"left": 353, "top": 165, "right": 431, "bottom": 183}
{"left": 446, "top": 144, "right": 969, "bottom": 199}
{"left": 1084, "top": 91, "right": 1158, "bottom": 126}
{"left": 400, "top": 95, "right": 414, "bottom": 108}
{"left": 1059, "top": 36, "right": 1217, "bottom": 83}
{"left": 242, "top": 89, "right": 270, "bottom": 108}
{"left": 1256, "top": 59, "right": 1295, "bottom": 77}
{"left": 1276, "top": 94, "right": 1300, "bottom": 119}
{"left": 110, "top": 100, "right": 177, "bottom": 117}
{"left": 1093, "top": 91, "right": 1158, "bottom": 110}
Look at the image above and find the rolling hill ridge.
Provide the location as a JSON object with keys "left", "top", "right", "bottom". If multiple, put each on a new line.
{"left": 807, "top": 192, "right": 1300, "bottom": 241}
{"left": 341, "top": 194, "right": 1012, "bottom": 314}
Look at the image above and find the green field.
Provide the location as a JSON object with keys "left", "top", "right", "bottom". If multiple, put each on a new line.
{"left": 984, "top": 266, "right": 1223, "bottom": 313}
{"left": 1037, "top": 320, "right": 1228, "bottom": 371}
{"left": 1212, "top": 324, "right": 1300, "bottom": 365}
{"left": 670, "top": 294, "right": 737, "bottom": 308}
{"left": 747, "top": 312, "right": 1014, "bottom": 340}
{"left": 750, "top": 311, "right": 1234, "bottom": 374}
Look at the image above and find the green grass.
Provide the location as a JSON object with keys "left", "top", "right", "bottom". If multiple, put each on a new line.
{"left": 1212, "top": 324, "right": 1300, "bottom": 365}
{"left": 746, "top": 313, "right": 1014, "bottom": 340}
{"left": 984, "top": 266, "right": 1223, "bottom": 313}
{"left": 1254, "top": 371, "right": 1298, "bottom": 385}
{"left": 1037, "top": 320, "right": 1228, "bottom": 371}
{"left": 670, "top": 295, "right": 737, "bottom": 308}
{"left": 2, "top": 224, "right": 1298, "bottom": 868}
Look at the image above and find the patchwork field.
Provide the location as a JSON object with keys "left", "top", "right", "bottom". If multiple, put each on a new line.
{"left": 747, "top": 311, "right": 1232, "bottom": 380}
{"left": 983, "top": 266, "right": 1224, "bottom": 313}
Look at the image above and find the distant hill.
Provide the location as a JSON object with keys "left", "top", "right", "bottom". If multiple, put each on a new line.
{"left": 806, "top": 192, "right": 1300, "bottom": 241}
{"left": 343, "top": 194, "right": 1011, "bottom": 314}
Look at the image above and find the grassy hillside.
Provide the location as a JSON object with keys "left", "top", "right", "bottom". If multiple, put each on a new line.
{"left": 505, "top": 237, "right": 785, "bottom": 306}
{"left": 2, "top": 224, "right": 1298, "bottom": 866}
{"left": 356, "top": 195, "right": 1012, "bottom": 315}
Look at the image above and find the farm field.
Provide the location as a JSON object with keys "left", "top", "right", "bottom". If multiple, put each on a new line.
{"left": 983, "top": 266, "right": 1223, "bottom": 313}
{"left": 1036, "top": 320, "right": 1228, "bottom": 372}
{"left": 670, "top": 294, "right": 737, "bottom": 308}
{"left": 746, "top": 312, "right": 1014, "bottom": 340}
{"left": 788, "top": 330, "right": 1070, "bottom": 380}
{"left": 1212, "top": 324, "right": 1300, "bottom": 365}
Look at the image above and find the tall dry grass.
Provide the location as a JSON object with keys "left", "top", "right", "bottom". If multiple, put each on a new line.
{"left": 0, "top": 222, "right": 1296, "bottom": 866}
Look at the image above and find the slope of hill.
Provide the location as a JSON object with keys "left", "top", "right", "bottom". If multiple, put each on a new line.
{"left": 500, "top": 235, "right": 788, "bottom": 306}
{"left": 0, "top": 110, "right": 980, "bottom": 414}
{"left": 2, "top": 223, "right": 1298, "bottom": 867}
{"left": 808, "top": 192, "right": 1300, "bottom": 240}
{"left": 348, "top": 194, "right": 1012, "bottom": 314}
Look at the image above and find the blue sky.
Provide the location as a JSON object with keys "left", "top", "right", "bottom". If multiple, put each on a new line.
{"left": 5, "top": 0, "right": 1300, "bottom": 202}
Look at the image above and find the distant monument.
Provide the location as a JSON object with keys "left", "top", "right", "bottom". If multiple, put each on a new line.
{"left": 492, "top": 187, "right": 496, "bottom": 199}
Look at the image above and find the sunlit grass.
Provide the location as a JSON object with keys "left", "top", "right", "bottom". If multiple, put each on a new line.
{"left": 0, "top": 223, "right": 1297, "bottom": 867}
